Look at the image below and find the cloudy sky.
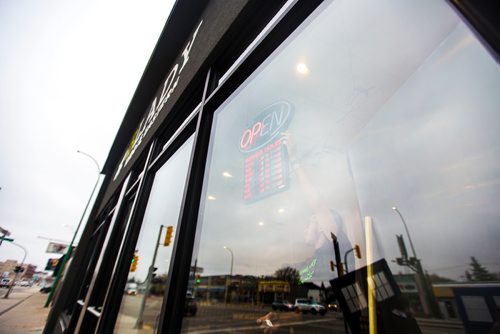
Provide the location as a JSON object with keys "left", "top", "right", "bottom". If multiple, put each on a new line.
{"left": 0, "top": 0, "right": 174, "bottom": 270}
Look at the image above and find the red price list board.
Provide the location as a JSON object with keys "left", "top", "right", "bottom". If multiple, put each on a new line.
{"left": 243, "top": 139, "right": 289, "bottom": 202}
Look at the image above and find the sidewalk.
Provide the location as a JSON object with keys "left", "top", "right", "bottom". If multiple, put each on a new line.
{"left": 0, "top": 286, "right": 50, "bottom": 333}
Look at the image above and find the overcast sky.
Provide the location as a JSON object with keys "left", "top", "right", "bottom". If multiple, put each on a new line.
{"left": 0, "top": 0, "right": 174, "bottom": 270}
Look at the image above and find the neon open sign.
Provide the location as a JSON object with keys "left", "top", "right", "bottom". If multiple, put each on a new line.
{"left": 239, "top": 101, "right": 293, "bottom": 153}
{"left": 241, "top": 101, "right": 293, "bottom": 202}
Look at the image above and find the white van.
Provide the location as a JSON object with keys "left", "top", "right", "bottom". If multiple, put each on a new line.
{"left": 126, "top": 282, "right": 138, "bottom": 295}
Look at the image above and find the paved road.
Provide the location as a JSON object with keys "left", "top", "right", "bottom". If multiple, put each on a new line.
{"left": 116, "top": 295, "right": 465, "bottom": 333}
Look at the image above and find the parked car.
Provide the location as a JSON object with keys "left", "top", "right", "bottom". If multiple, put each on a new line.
{"left": 184, "top": 296, "right": 198, "bottom": 316}
{"left": 294, "top": 298, "right": 326, "bottom": 315}
{"left": 17, "top": 280, "right": 32, "bottom": 287}
{"left": 40, "top": 285, "right": 52, "bottom": 293}
{"left": 272, "top": 300, "right": 294, "bottom": 311}
{"left": 0, "top": 278, "right": 11, "bottom": 288}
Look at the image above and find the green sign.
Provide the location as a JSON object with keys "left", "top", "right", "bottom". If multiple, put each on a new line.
{"left": 299, "top": 258, "right": 317, "bottom": 284}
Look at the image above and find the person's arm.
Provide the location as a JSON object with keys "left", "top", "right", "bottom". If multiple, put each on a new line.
{"left": 284, "top": 132, "right": 339, "bottom": 236}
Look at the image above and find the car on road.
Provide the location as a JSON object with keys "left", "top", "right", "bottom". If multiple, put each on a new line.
{"left": 0, "top": 278, "right": 11, "bottom": 288}
{"left": 327, "top": 301, "right": 340, "bottom": 312}
{"left": 294, "top": 298, "right": 326, "bottom": 315}
{"left": 17, "top": 280, "right": 32, "bottom": 287}
{"left": 125, "top": 282, "right": 138, "bottom": 295}
{"left": 184, "top": 296, "right": 198, "bottom": 316}
{"left": 40, "top": 285, "right": 52, "bottom": 293}
{"left": 272, "top": 300, "right": 294, "bottom": 311}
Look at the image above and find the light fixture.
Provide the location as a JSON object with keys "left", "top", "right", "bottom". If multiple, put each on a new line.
{"left": 207, "top": 195, "right": 217, "bottom": 200}
{"left": 296, "top": 63, "right": 309, "bottom": 75}
{"left": 258, "top": 221, "right": 265, "bottom": 226}
{"left": 222, "top": 172, "right": 233, "bottom": 178}
{"left": 278, "top": 208, "right": 285, "bottom": 214}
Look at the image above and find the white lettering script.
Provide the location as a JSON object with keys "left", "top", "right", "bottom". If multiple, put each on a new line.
{"left": 114, "top": 20, "right": 203, "bottom": 180}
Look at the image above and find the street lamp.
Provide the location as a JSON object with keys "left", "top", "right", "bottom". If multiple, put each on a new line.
{"left": 223, "top": 246, "right": 234, "bottom": 304}
{"left": 391, "top": 207, "right": 418, "bottom": 259}
{"left": 391, "top": 206, "right": 440, "bottom": 318}
{"left": 45, "top": 150, "right": 101, "bottom": 307}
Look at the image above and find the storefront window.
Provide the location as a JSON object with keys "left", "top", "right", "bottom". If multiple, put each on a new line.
{"left": 183, "top": 1, "right": 500, "bottom": 333}
{"left": 114, "top": 136, "right": 194, "bottom": 333}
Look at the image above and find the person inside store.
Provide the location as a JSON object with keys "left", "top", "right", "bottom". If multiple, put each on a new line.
{"left": 281, "top": 132, "right": 353, "bottom": 281}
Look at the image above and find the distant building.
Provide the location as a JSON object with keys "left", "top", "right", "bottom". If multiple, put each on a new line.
{"left": 0, "top": 260, "right": 17, "bottom": 280}
{"left": 0, "top": 260, "right": 38, "bottom": 281}
{"left": 20, "top": 264, "right": 37, "bottom": 280}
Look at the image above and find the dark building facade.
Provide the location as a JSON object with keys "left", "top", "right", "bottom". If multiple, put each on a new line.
{"left": 44, "top": 1, "right": 500, "bottom": 333}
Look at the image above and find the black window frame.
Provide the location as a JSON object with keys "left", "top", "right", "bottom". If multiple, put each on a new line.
{"left": 44, "top": 0, "right": 499, "bottom": 333}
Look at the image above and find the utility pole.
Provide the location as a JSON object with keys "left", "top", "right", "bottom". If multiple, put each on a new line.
{"left": 331, "top": 233, "right": 349, "bottom": 334}
{"left": 223, "top": 246, "right": 234, "bottom": 304}
{"left": 392, "top": 207, "right": 441, "bottom": 318}
{"left": 135, "top": 225, "right": 165, "bottom": 329}
{"left": 344, "top": 245, "right": 362, "bottom": 273}
{"left": 331, "top": 233, "right": 344, "bottom": 277}
{"left": 3, "top": 242, "right": 27, "bottom": 299}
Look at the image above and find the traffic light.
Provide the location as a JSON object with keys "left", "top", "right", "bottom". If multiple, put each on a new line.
{"left": 338, "top": 263, "right": 344, "bottom": 276}
{"left": 151, "top": 267, "right": 158, "bottom": 279}
{"left": 195, "top": 274, "right": 201, "bottom": 285}
{"left": 354, "top": 244, "right": 362, "bottom": 259}
{"left": 330, "top": 260, "right": 335, "bottom": 272}
{"left": 130, "top": 254, "right": 139, "bottom": 272}
{"left": 14, "top": 265, "right": 24, "bottom": 273}
{"left": 164, "top": 226, "right": 174, "bottom": 246}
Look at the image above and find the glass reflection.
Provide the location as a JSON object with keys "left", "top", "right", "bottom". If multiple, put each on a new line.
{"left": 114, "top": 136, "right": 194, "bottom": 333}
{"left": 182, "top": 0, "right": 500, "bottom": 333}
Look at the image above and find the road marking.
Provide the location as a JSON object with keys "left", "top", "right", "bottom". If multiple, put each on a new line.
{"left": 187, "top": 318, "right": 335, "bottom": 334}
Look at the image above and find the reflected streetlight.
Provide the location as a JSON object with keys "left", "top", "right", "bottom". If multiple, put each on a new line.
{"left": 392, "top": 207, "right": 418, "bottom": 259}
{"left": 223, "top": 246, "right": 234, "bottom": 304}
{"left": 45, "top": 150, "right": 101, "bottom": 307}
{"left": 391, "top": 206, "right": 440, "bottom": 317}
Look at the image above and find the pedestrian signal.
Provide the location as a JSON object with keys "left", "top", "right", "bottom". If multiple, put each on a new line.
{"left": 164, "top": 226, "right": 174, "bottom": 246}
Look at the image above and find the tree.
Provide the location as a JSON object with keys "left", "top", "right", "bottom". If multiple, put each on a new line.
{"left": 274, "top": 266, "right": 300, "bottom": 285}
{"left": 427, "top": 273, "right": 454, "bottom": 283}
{"left": 465, "top": 257, "right": 498, "bottom": 282}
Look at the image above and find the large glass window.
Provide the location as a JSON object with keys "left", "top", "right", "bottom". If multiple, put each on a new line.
{"left": 114, "top": 136, "right": 194, "bottom": 333}
{"left": 182, "top": 0, "right": 500, "bottom": 333}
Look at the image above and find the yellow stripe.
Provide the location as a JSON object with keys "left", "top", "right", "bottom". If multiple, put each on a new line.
{"left": 365, "top": 216, "right": 377, "bottom": 334}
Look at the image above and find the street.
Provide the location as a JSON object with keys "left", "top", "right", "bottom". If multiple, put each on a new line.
{"left": 0, "top": 285, "right": 36, "bottom": 300}
{"left": 117, "top": 295, "right": 465, "bottom": 333}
